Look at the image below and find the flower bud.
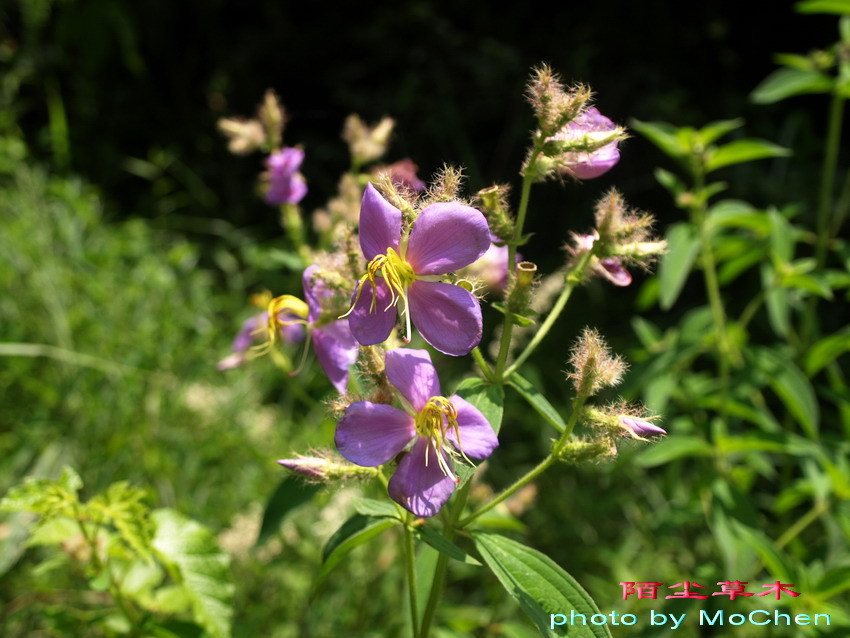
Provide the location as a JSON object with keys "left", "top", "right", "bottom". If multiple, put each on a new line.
{"left": 258, "top": 89, "right": 285, "bottom": 150}
{"left": 567, "top": 328, "right": 627, "bottom": 396}
{"left": 557, "top": 437, "right": 617, "bottom": 464}
{"left": 343, "top": 115, "right": 395, "bottom": 165}
{"left": 218, "top": 118, "right": 265, "bottom": 155}
{"left": 278, "top": 452, "right": 378, "bottom": 482}
{"left": 476, "top": 184, "right": 514, "bottom": 241}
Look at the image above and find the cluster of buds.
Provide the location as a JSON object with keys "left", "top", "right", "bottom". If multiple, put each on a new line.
{"left": 570, "top": 189, "right": 666, "bottom": 286}
{"left": 343, "top": 115, "right": 395, "bottom": 167}
{"left": 525, "top": 65, "right": 627, "bottom": 182}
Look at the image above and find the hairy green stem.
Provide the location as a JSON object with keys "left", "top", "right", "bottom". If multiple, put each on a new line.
{"left": 494, "top": 150, "right": 541, "bottom": 379}
{"left": 503, "top": 252, "right": 592, "bottom": 379}
{"left": 458, "top": 395, "right": 586, "bottom": 527}
{"left": 471, "top": 346, "right": 495, "bottom": 383}
{"left": 402, "top": 522, "right": 420, "bottom": 638}
{"left": 419, "top": 480, "right": 472, "bottom": 638}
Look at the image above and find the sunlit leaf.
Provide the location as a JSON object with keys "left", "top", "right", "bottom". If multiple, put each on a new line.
{"left": 705, "top": 139, "right": 790, "bottom": 172}
{"left": 806, "top": 329, "right": 850, "bottom": 375}
{"left": 417, "top": 525, "right": 481, "bottom": 565}
{"left": 151, "top": 509, "right": 234, "bottom": 638}
{"left": 747, "top": 347, "right": 820, "bottom": 438}
{"left": 455, "top": 377, "right": 504, "bottom": 435}
{"left": 751, "top": 68, "right": 832, "bottom": 104}
{"left": 507, "top": 373, "right": 566, "bottom": 433}
{"left": 796, "top": 0, "right": 850, "bottom": 14}
{"left": 658, "top": 222, "right": 700, "bottom": 310}
{"left": 474, "top": 532, "right": 612, "bottom": 638}
{"left": 630, "top": 119, "right": 687, "bottom": 162}
{"left": 636, "top": 436, "right": 713, "bottom": 467}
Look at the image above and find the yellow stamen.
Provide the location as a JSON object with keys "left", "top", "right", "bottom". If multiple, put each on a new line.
{"left": 414, "top": 396, "right": 474, "bottom": 481}
{"left": 251, "top": 294, "right": 309, "bottom": 355}
{"left": 340, "top": 248, "right": 417, "bottom": 341}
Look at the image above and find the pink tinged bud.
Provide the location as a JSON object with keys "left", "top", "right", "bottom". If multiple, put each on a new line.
{"left": 598, "top": 257, "right": 632, "bottom": 287}
{"left": 548, "top": 107, "right": 621, "bottom": 179}
{"left": 264, "top": 147, "right": 307, "bottom": 205}
{"left": 387, "top": 158, "right": 426, "bottom": 192}
{"left": 619, "top": 416, "right": 666, "bottom": 438}
{"left": 278, "top": 457, "right": 329, "bottom": 480}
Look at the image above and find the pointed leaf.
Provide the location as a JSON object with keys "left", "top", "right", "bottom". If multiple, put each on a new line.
{"left": 705, "top": 139, "right": 791, "bottom": 172}
{"left": 507, "top": 373, "right": 566, "bottom": 433}
{"left": 658, "top": 222, "right": 700, "bottom": 310}
{"left": 636, "top": 436, "right": 714, "bottom": 467}
{"left": 747, "top": 347, "right": 820, "bottom": 438}
{"left": 151, "top": 509, "right": 234, "bottom": 638}
{"left": 352, "top": 497, "right": 401, "bottom": 519}
{"left": 805, "top": 329, "right": 850, "bottom": 376}
{"left": 314, "top": 514, "right": 399, "bottom": 591}
{"left": 698, "top": 118, "right": 744, "bottom": 145}
{"left": 630, "top": 119, "right": 687, "bottom": 162}
{"left": 256, "top": 475, "right": 320, "bottom": 545}
{"left": 796, "top": 0, "right": 850, "bottom": 14}
{"left": 473, "top": 532, "right": 612, "bottom": 638}
{"left": 751, "top": 68, "right": 833, "bottom": 104}
{"left": 417, "top": 525, "right": 481, "bottom": 565}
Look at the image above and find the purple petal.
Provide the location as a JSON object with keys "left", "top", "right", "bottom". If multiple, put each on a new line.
{"left": 348, "top": 278, "right": 397, "bottom": 346}
{"left": 446, "top": 395, "right": 499, "bottom": 459}
{"left": 359, "top": 183, "right": 401, "bottom": 261}
{"left": 385, "top": 348, "right": 440, "bottom": 411}
{"left": 620, "top": 416, "right": 666, "bottom": 437}
{"left": 408, "top": 281, "right": 482, "bottom": 356}
{"left": 388, "top": 438, "right": 456, "bottom": 517}
{"left": 404, "top": 203, "right": 491, "bottom": 275}
{"left": 313, "top": 320, "right": 360, "bottom": 393}
{"left": 232, "top": 313, "right": 266, "bottom": 353}
{"left": 598, "top": 257, "right": 632, "bottom": 286}
{"left": 335, "top": 402, "right": 415, "bottom": 466}
{"left": 303, "top": 264, "right": 332, "bottom": 322}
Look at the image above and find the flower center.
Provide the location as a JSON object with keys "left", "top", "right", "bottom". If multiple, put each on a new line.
{"left": 414, "top": 396, "right": 471, "bottom": 481}
{"left": 342, "top": 247, "right": 417, "bottom": 341}
{"left": 254, "top": 294, "right": 309, "bottom": 353}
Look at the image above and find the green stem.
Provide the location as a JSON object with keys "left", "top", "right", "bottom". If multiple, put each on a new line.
{"left": 776, "top": 499, "right": 829, "bottom": 550}
{"left": 402, "top": 522, "right": 420, "bottom": 638}
{"left": 419, "top": 480, "right": 472, "bottom": 638}
{"left": 471, "top": 347, "right": 495, "bottom": 383}
{"left": 458, "top": 395, "right": 586, "bottom": 527}
{"left": 281, "top": 203, "right": 311, "bottom": 263}
{"left": 814, "top": 90, "right": 844, "bottom": 270}
{"left": 503, "top": 252, "right": 592, "bottom": 379}
{"left": 494, "top": 151, "right": 541, "bottom": 379}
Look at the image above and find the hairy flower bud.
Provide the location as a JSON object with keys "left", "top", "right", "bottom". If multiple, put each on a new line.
{"left": 567, "top": 328, "right": 627, "bottom": 396}
{"left": 217, "top": 118, "right": 266, "bottom": 155}
{"left": 278, "top": 451, "right": 378, "bottom": 483}
{"left": 344, "top": 115, "right": 395, "bottom": 165}
{"left": 259, "top": 89, "right": 285, "bottom": 150}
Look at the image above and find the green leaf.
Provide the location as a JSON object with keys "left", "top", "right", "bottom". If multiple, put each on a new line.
{"left": 653, "top": 167, "right": 687, "bottom": 199}
{"left": 761, "top": 264, "right": 791, "bottom": 338}
{"left": 256, "top": 475, "right": 320, "bottom": 545}
{"left": 88, "top": 481, "right": 153, "bottom": 562}
{"left": 417, "top": 525, "right": 481, "bottom": 565}
{"left": 806, "top": 329, "right": 850, "bottom": 375}
{"left": 636, "top": 436, "right": 714, "bottom": 467}
{"left": 747, "top": 347, "right": 820, "bottom": 438}
{"left": 315, "top": 514, "right": 399, "bottom": 591}
{"left": 630, "top": 119, "right": 687, "bottom": 162}
{"left": 352, "top": 497, "right": 401, "bottom": 519}
{"left": 796, "top": 0, "right": 850, "bottom": 14}
{"left": 658, "top": 222, "right": 700, "bottom": 310}
{"left": 491, "top": 302, "right": 536, "bottom": 327}
{"left": 751, "top": 68, "right": 833, "bottom": 104}
{"left": 473, "top": 532, "right": 611, "bottom": 638}
{"left": 0, "top": 466, "right": 82, "bottom": 519}
{"left": 151, "top": 509, "right": 234, "bottom": 638}
{"left": 705, "top": 139, "right": 791, "bottom": 172}
{"left": 507, "top": 373, "right": 566, "bottom": 433}
{"left": 697, "top": 118, "right": 744, "bottom": 145}
{"left": 455, "top": 377, "right": 504, "bottom": 435}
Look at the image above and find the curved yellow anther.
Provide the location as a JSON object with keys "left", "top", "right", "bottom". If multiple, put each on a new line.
{"left": 340, "top": 248, "right": 416, "bottom": 340}
{"left": 414, "top": 396, "right": 472, "bottom": 480}
{"left": 252, "top": 294, "right": 309, "bottom": 355}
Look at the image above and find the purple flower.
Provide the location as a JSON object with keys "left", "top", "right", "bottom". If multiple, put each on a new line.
{"left": 574, "top": 233, "right": 632, "bottom": 287}
{"left": 386, "top": 158, "right": 426, "bottom": 192}
{"left": 302, "top": 265, "right": 360, "bottom": 393}
{"left": 548, "top": 107, "right": 621, "bottom": 179}
{"left": 264, "top": 147, "right": 307, "bottom": 205}
{"left": 619, "top": 416, "right": 666, "bottom": 440}
{"left": 335, "top": 348, "right": 498, "bottom": 517}
{"left": 345, "top": 183, "right": 491, "bottom": 356}
{"left": 217, "top": 311, "right": 306, "bottom": 371}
